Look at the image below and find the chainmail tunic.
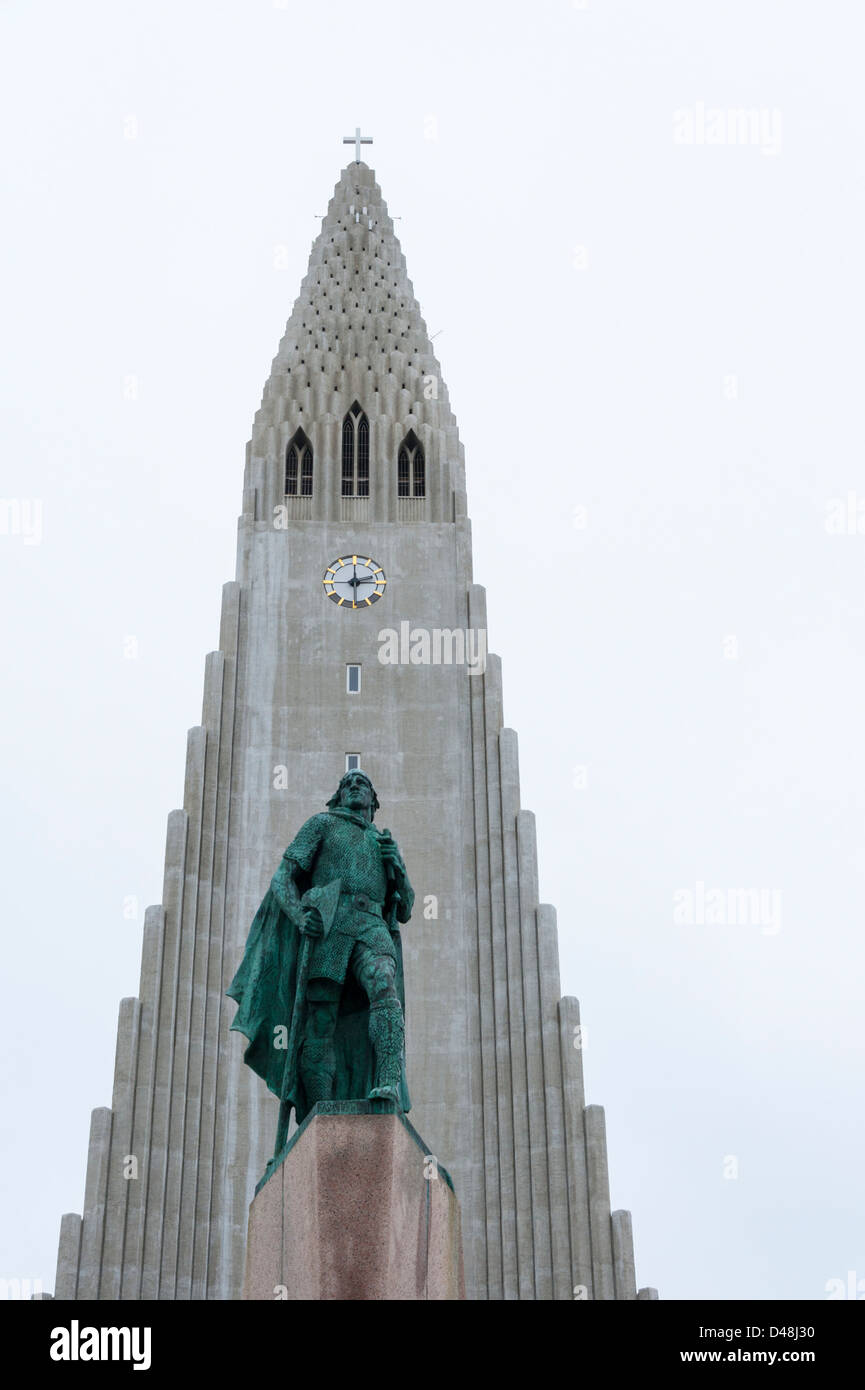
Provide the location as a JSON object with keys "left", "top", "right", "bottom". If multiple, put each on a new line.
{"left": 282, "top": 811, "right": 407, "bottom": 984}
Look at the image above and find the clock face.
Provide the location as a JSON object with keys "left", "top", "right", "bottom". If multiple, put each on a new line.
{"left": 323, "top": 555, "right": 387, "bottom": 609}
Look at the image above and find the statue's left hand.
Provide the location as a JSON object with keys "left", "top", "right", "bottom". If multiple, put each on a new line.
{"left": 300, "top": 904, "right": 324, "bottom": 938}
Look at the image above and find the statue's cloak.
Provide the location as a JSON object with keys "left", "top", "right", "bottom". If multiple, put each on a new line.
{"left": 226, "top": 845, "right": 410, "bottom": 1124}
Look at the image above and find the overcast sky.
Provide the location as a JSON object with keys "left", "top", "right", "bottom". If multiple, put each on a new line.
{"left": 2, "top": 0, "right": 864, "bottom": 1302}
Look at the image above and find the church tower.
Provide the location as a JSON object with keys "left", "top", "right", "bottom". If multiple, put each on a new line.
{"left": 54, "top": 153, "right": 655, "bottom": 1301}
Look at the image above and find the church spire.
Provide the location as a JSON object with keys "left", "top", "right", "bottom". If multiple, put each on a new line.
{"left": 246, "top": 162, "right": 465, "bottom": 526}
{"left": 52, "top": 151, "right": 653, "bottom": 1304}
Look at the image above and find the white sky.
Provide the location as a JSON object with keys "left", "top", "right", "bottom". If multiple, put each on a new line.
{"left": 1, "top": 0, "right": 864, "bottom": 1302}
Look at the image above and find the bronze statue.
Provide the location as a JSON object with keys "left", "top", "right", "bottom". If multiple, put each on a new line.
{"left": 227, "top": 770, "right": 414, "bottom": 1160}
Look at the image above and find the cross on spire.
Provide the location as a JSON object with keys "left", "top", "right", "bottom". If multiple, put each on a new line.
{"left": 343, "top": 127, "right": 373, "bottom": 163}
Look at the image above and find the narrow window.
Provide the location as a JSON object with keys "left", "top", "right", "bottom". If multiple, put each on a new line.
{"left": 341, "top": 403, "right": 370, "bottom": 497}
{"left": 397, "top": 431, "right": 425, "bottom": 498}
{"left": 285, "top": 445, "right": 298, "bottom": 496}
{"left": 341, "top": 415, "right": 354, "bottom": 496}
{"left": 357, "top": 415, "right": 369, "bottom": 496}
{"left": 413, "top": 449, "right": 425, "bottom": 497}
{"left": 345, "top": 752, "right": 361, "bottom": 771}
{"left": 300, "top": 445, "right": 313, "bottom": 496}
{"left": 285, "top": 429, "right": 313, "bottom": 496}
{"left": 346, "top": 664, "right": 361, "bottom": 694}
{"left": 398, "top": 447, "right": 410, "bottom": 497}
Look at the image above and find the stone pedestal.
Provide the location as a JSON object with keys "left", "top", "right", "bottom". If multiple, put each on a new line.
{"left": 242, "top": 1102, "right": 465, "bottom": 1300}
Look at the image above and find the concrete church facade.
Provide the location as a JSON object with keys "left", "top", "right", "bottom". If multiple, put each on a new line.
{"left": 54, "top": 157, "right": 655, "bottom": 1301}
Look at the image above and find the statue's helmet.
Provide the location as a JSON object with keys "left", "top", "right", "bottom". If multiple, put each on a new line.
{"left": 326, "top": 770, "right": 380, "bottom": 818}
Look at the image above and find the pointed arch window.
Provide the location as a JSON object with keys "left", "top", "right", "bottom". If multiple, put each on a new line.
{"left": 397, "top": 431, "right": 425, "bottom": 498}
{"left": 342, "top": 402, "right": 370, "bottom": 497}
{"left": 285, "top": 429, "right": 313, "bottom": 496}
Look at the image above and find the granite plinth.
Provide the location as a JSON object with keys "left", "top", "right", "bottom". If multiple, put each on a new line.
{"left": 243, "top": 1106, "right": 465, "bottom": 1300}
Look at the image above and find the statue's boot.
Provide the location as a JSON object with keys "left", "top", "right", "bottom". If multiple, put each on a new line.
{"left": 300, "top": 1037, "right": 336, "bottom": 1105}
{"left": 367, "top": 997, "right": 404, "bottom": 1107}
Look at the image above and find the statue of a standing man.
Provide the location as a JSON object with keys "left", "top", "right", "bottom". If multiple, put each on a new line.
{"left": 227, "top": 770, "right": 414, "bottom": 1158}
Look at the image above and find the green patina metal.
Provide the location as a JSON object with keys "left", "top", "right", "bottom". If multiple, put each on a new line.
{"left": 227, "top": 770, "right": 415, "bottom": 1164}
